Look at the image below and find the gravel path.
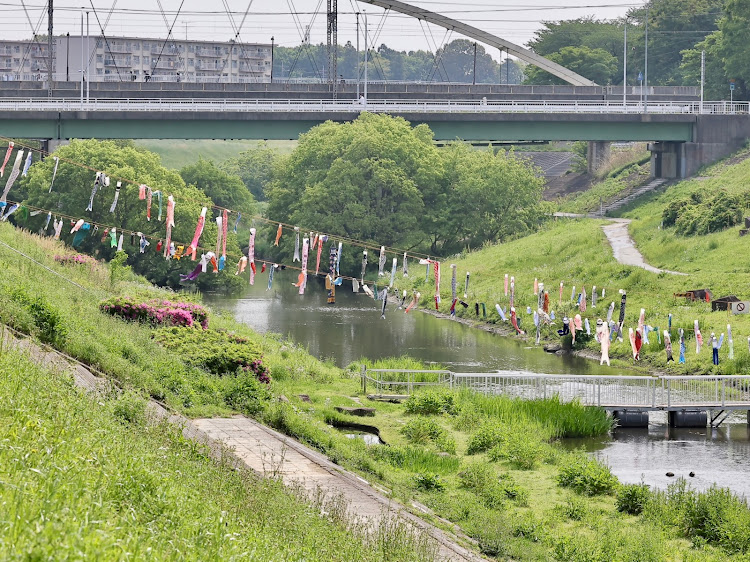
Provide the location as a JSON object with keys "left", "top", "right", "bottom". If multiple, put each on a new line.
{"left": 601, "top": 219, "right": 686, "bottom": 275}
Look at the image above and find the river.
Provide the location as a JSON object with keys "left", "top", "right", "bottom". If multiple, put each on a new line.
{"left": 206, "top": 274, "right": 750, "bottom": 499}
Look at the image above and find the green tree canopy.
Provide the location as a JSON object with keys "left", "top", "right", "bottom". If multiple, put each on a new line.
{"left": 265, "top": 113, "right": 546, "bottom": 268}
{"left": 179, "top": 158, "right": 257, "bottom": 216}
{"left": 717, "top": 0, "right": 750, "bottom": 98}
{"left": 524, "top": 46, "right": 618, "bottom": 85}
{"left": 19, "top": 140, "right": 243, "bottom": 292}
{"left": 220, "top": 144, "right": 278, "bottom": 201}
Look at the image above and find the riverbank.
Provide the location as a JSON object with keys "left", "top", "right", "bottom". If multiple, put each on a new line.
{"left": 3, "top": 222, "right": 750, "bottom": 561}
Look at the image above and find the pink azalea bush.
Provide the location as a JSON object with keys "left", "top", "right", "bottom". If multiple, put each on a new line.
{"left": 55, "top": 254, "right": 95, "bottom": 266}
{"left": 99, "top": 296, "right": 209, "bottom": 329}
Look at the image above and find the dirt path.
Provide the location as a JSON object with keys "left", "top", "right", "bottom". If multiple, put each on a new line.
{"left": 600, "top": 219, "right": 686, "bottom": 275}
{"left": 1, "top": 327, "right": 485, "bottom": 562}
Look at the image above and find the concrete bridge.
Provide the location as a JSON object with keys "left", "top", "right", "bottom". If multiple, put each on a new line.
{"left": 1, "top": 97, "right": 749, "bottom": 178}
{"left": 363, "top": 369, "right": 750, "bottom": 428}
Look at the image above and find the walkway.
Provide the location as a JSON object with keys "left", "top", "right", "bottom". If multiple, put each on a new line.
{"left": 0, "top": 328, "right": 485, "bottom": 562}
{"left": 601, "top": 219, "right": 685, "bottom": 275}
{"left": 554, "top": 213, "right": 685, "bottom": 275}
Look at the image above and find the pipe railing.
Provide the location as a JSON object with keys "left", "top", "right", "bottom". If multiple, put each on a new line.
{"left": 362, "top": 368, "right": 750, "bottom": 408}
{"left": 0, "top": 97, "right": 747, "bottom": 115}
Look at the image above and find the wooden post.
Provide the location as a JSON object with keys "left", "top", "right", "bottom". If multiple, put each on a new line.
{"left": 361, "top": 364, "right": 366, "bottom": 394}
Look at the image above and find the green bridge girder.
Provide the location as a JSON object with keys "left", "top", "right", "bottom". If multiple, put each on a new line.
{"left": 0, "top": 111, "right": 696, "bottom": 143}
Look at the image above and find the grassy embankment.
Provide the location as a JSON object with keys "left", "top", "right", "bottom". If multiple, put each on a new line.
{"left": 403, "top": 147, "right": 750, "bottom": 375}
{"left": 2, "top": 223, "right": 750, "bottom": 560}
{"left": 135, "top": 139, "right": 296, "bottom": 169}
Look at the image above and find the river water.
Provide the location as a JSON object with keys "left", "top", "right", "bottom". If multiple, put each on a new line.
{"left": 207, "top": 274, "right": 750, "bottom": 499}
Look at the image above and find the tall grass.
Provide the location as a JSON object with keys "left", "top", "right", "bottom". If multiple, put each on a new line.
{"left": 0, "top": 349, "right": 435, "bottom": 561}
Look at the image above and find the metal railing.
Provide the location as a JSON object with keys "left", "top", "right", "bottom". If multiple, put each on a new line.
{"left": 362, "top": 368, "right": 750, "bottom": 409}
{"left": 0, "top": 97, "right": 747, "bottom": 115}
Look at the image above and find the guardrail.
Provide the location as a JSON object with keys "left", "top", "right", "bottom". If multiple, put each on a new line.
{"left": 362, "top": 368, "right": 750, "bottom": 409}
{"left": 0, "top": 97, "right": 747, "bottom": 115}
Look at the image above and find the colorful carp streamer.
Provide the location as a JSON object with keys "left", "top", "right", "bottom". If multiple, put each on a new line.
{"left": 664, "top": 330, "right": 674, "bottom": 362}
{"left": 1, "top": 150, "right": 24, "bottom": 202}
{"left": 402, "top": 252, "right": 408, "bottom": 277}
{"left": 248, "top": 228, "right": 256, "bottom": 285}
{"left": 48, "top": 156, "right": 60, "bottom": 192}
{"left": 510, "top": 307, "right": 523, "bottom": 335}
{"left": 495, "top": 304, "right": 507, "bottom": 322}
{"left": 187, "top": 207, "right": 207, "bottom": 261}
{"left": 86, "top": 172, "right": 109, "bottom": 212}
{"left": 405, "top": 291, "right": 420, "bottom": 313}
{"left": 295, "top": 238, "right": 310, "bottom": 294}
{"left": 727, "top": 324, "right": 734, "bottom": 360}
{"left": 267, "top": 263, "right": 276, "bottom": 291}
{"left": 361, "top": 250, "right": 368, "bottom": 281}
{"left": 378, "top": 246, "right": 386, "bottom": 276}
{"left": 694, "top": 320, "right": 703, "bottom": 354}
{"left": 596, "top": 319, "right": 610, "bottom": 366}
{"left": 464, "top": 272, "right": 470, "bottom": 299}
{"left": 164, "top": 196, "right": 175, "bottom": 259}
{"left": 0, "top": 142, "right": 14, "bottom": 176}
{"left": 220, "top": 209, "right": 228, "bottom": 270}
{"left": 504, "top": 274, "right": 508, "bottom": 296}
{"left": 450, "top": 264, "right": 458, "bottom": 302}
{"left": 389, "top": 257, "right": 397, "bottom": 288}
{"left": 274, "top": 223, "right": 282, "bottom": 246}
{"left": 293, "top": 226, "right": 300, "bottom": 262}
{"left": 21, "top": 151, "right": 32, "bottom": 176}
{"left": 592, "top": 285, "right": 597, "bottom": 308}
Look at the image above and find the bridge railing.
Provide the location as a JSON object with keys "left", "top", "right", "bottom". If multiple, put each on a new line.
{"left": 0, "top": 97, "right": 747, "bottom": 115}
{"left": 362, "top": 368, "right": 750, "bottom": 409}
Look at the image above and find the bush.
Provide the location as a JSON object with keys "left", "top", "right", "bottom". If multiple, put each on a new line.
{"left": 466, "top": 423, "right": 505, "bottom": 455}
{"left": 111, "top": 390, "right": 147, "bottom": 426}
{"left": 224, "top": 373, "right": 273, "bottom": 414}
{"left": 100, "top": 296, "right": 209, "bottom": 329}
{"left": 400, "top": 417, "right": 456, "bottom": 454}
{"left": 458, "top": 461, "right": 528, "bottom": 508}
{"left": 154, "top": 327, "right": 269, "bottom": 382}
{"left": 616, "top": 483, "right": 651, "bottom": 515}
{"left": 8, "top": 287, "right": 67, "bottom": 346}
{"left": 486, "top": 432, "right": 547, "bottom": 470}
{"left": 664, "top": 189, "right": 745, "bottom": 236}
{"left": 558, "top": 455, "right": 618, "bottom": 496}
{"left": 404, "top": 390, "right": 459, "bottom": 416}
{"left": 414, "top": 473, "right": 445, "bottom": 492}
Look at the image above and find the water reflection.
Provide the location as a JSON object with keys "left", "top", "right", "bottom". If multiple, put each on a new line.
{"left": 566, "top": 420, "right": 750, "bottom": 497}
{"left": 206, "top": 272, "right": 627, "bottom": 375}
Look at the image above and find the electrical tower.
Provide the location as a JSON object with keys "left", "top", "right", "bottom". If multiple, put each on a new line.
{"left": 326, "top": 0, "right": 337, "bottom": 98}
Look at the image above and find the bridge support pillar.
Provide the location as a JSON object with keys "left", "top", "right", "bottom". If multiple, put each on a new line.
{"left": 668, "top": 410, "right": 707, "bottom": 428}
{"left": 587, "top": 141, "right": 610, "bottom": 174}
{"left": 41, "top": 139, "right": 68, "bottom": 155}
{"left": 648, "top": 141, "right": 686, "bottom": 179}
{"left": 612, "top": 410, "right": 649, "bottom": 428}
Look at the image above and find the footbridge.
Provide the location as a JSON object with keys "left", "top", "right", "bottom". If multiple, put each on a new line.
{"left": 2, "top": 97, "right": 749, "bottom": 178}
{"left": 362, "top": 369, "right": 750, "bottom": 428}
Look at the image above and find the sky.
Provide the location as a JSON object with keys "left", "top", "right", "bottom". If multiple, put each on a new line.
{"left": 0, "top": 0, "right": 642, "bottom": 59}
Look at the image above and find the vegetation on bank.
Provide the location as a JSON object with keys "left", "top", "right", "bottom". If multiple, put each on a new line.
{"left": 2, "top": 221, "right": 750, "bottom": 561}
{"left": 0, "top": 350, "right": 435, "bottom": 561}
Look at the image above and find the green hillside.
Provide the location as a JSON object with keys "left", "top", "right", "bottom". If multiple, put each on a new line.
{"left": 135, "top": 139, "right": 296, "bottom": 169}
{"left": 399, "top": 147, "right": 750, "bottom": 375}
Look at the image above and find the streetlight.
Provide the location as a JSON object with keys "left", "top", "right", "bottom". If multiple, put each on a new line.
{"left": 270, "top": 36, "right": 274, "bottom": 83}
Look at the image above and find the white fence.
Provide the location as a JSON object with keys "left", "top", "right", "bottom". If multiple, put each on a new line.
{"left": 363, "top": 369, "right": 750, "bottom": 410}
{"left": 0, "top": 97, "right": 747, "bottom": 115}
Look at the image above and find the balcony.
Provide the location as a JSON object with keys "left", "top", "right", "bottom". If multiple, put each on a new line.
{"left": 104, "top": 56, "right": 131, "bottom": 67}
{"left": 195, "top": 47, "right": 226, "bottom": 58}
{"left": 108, "top": 42, "right": 131, "bottom": 54}
{"left": 239, "top": 49, "right": 267, "bottom": 60}
{"left": 239, "top": 63, "right": 264, "bottom": 73}
{"left": 0, "top": 59, "right": 12, "bottom": 70}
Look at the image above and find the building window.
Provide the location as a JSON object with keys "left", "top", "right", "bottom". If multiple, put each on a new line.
{"left": 188, "top": 58, "right": 194, "bottom": 67}
{"left": 133, "top": 55, "right": 139, "bottom": 64}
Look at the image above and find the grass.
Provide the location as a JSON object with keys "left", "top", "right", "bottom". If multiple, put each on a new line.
{"left": 135, "top": 139, "right": 297, "bottom": 169}
{"left": 0, "top": 348, "right": 435, "bottom": 561}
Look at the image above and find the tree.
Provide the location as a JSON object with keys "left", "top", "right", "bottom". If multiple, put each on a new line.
{"left": 220, "top": 144, "right": 279, "bottom": 202}
{"left": 264, "top": 114, "right": 546, "bottom": 269}
{"left": 180, "top": 158, "right": 257, "bottom": 215}
{"left": 19, "top": 140, "right": 243, "bottom": 292}
{"left": 718, "top": 0, "right": 750, "bottom": 98}
{"left": 524, "top": 46, "right": 618, "bottom": 85}
{"left": 681, "top": 32, "right": 728, "bottom": 99}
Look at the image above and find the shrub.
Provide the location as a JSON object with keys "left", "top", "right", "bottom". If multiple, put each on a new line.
{"left": 100, "top": 296, "right": 209, "bottom": 329}
{"left": 54, "top": 253, "right": 96, "bottom": 266}
{"left": 111, "top": 391, "right": 147, "bottom": 426}
{"left": 486, "top": 432, "right": 547, "bottom": 470}
{"left": 400, "top": 417, "right": 456, "bottom": 454}
{"left": 466, "top": 423, "right": 505, "bottom": 455}
{"left": 664, "top": 189, "right": 745, "bottom": 236}
{"left": 616, "top": 483, "right": 651, "bottom": 515}
{"left": 559, "top": 497, "right": 588, "bottom": 521}
{"left": 154, "top": 327, "right": 269, "bottom": 382}
{"left": 558, "top": 455, "right": 618, "bottom": 496}
{"left": 224, "top": 373, "right": 273, "bottom": 414}
{"left": 405, "top": 390, "right": 459, "bottom": 416}
{"left": 8, "top": 287, "right": 67, "bottom": 346}
{"left": 414, "top": 473, "right": 445, "bottom": 492}
{"left": 459, "top": 461, "right": 528, "bottom": 508}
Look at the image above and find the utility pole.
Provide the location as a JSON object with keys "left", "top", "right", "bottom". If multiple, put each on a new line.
{"left": 270, "top": 36, "right": 274, "bottom": 83}
{"left": 644, "top": 7, "right": 649, "bottom": 113}
{"left": 66, "top": 32, "right": 69, "bottom": 81}
{"left": 47, "top": 0, "right": 53, "bottom": 97}
{"left": 700, "top": 50, "right": 705, "bottom": 114}
{"left": 472, "top": 42, "right": 477, "bottom": 85}
{"left": 80, "top": 9, "right": 84, "bottom": 107}
{"left": 623, "top": 22, "right": 627, "bottom": 109}
{"left": 326, "top": 0, "right": 338, "bottom": 98}
{"left": 356, "top": 12, "right": 360, "bottom": 99}
{"left": 85, "top": 11, "right": 90, "bottom": 102}
{"left": 363, "top": 11, "right": 368, "bottom": 105}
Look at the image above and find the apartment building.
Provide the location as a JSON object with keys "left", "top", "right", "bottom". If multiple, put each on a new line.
{"left": 0, "top": 36, "right": 272, "bottom": 83}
